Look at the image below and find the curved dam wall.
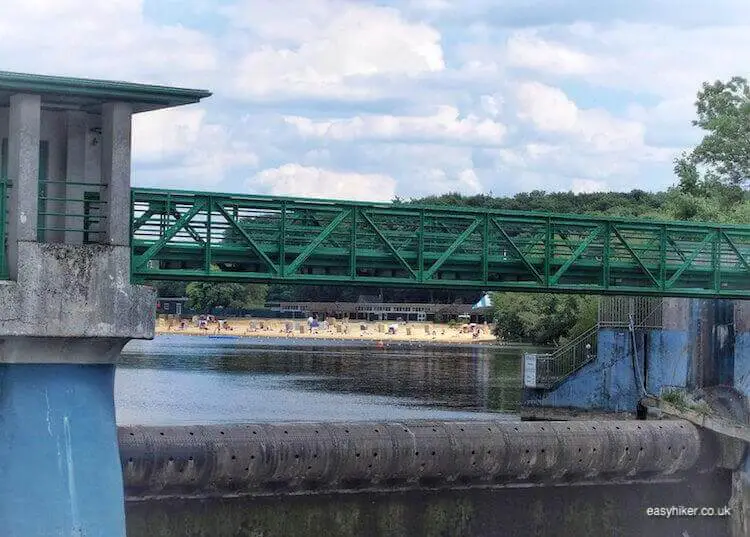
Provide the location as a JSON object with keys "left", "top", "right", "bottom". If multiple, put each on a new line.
{"left": 120, "top": 420, "right": 711, "bottom": 500}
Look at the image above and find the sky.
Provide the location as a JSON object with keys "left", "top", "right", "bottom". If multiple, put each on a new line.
{"left": 1, "top": 0, "right": 749, "bottom": 202}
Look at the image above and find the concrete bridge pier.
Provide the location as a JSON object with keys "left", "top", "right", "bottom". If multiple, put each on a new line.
{"left": 0, "top": 250, "right": 154, "bottom": 536}
{"left": 0, "top": 73, "right": 210, "bottom": 536}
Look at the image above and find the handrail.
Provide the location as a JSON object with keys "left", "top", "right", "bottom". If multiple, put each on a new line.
{"left": 530, "top": 298, "right": 665, "bottom": 389}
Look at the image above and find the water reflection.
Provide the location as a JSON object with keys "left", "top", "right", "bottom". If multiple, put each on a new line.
{"left": 117, "top": 336, "right": 528, "bottom": 425}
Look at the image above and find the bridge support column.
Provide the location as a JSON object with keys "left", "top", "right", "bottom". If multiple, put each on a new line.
{"left": 0, "top": 339, "right": 128, "bottom": 536}
{"left": 0, "top": 245, "right": 154, "bottom": 537}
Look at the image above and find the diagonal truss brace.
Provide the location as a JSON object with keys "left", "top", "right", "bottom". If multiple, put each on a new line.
{"left": 425, "top": 217, "right": 481, "bottom": 280}
{"left": 134, "top": 199, "right": 206, "bottom": 271}
{"left": 360, "top": 210, "right": 419, "bottom": 280}
{"left": 666, "top": 231, "right": 716, "bottom": 288}
{"left": 612, "top": 226, "right": 661, "bottom": 288}
{"left": 171, "top": 209, "right": 204, "bottom": 245}
{"left": 722, "top": 231, "right": 750, "bottom": 273}
{"left": 549, "top": 225, "right": 603, "bottom": 285}
{"left": 214, "top": 202, "right": 279, "bottom": 275}
{"left": 491, "top": 219, "right": 543, "bottom": 283}
{"left": 286, "top": 209, "right": 351, "bottom": 275}
{"left": 132, "top": 208, "right": 155, "bottom": 233}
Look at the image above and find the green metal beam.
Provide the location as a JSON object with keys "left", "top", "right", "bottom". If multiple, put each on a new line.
{"left": 424, "top": 217, "right": 481, "bottom": 280}
{"left": 492, "top": 219, "right": 543, "bottom": 283}
{"left": 133, "top": 200, "right": 205, "bottom": 271}
{"left": 360, "top": 210, "right": 418, "bottom": 280}
{"left": 612, "top": 226, "right": 660, "bottom": 289}
{"left": 285, "top": 209, "right": 351, "bottom": 275}
{"left": 549, "top": 225, "right": 603, "bottom": 286}
{"left": 215, "top": 201, "right": 279, "bottom": 274}
{"left": 666, "top": 231, "right": 715, "bottom": 289}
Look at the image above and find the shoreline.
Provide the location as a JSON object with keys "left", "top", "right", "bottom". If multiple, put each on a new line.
{"left": 155, "top": 317, "right": 498, "bottom": 345}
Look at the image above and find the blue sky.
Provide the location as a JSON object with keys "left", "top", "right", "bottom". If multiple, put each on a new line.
{"left": 1, "top": 0, "right": 748, "bottom": 201}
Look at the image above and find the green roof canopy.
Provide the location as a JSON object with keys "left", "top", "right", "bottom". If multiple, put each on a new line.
{"left": 0, "top": 71, "right": 211, "bottom": 113}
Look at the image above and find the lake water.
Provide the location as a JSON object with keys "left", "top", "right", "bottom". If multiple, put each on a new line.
{"left": 116, "top": 335, "right": 526, "bottom": 425}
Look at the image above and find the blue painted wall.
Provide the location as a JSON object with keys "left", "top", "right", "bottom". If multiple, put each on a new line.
{"left": 645, "top": 330, "right": 690, "bottom": 395}
{"left": 0, "top": 364, "right": 126, "bottom": 537}
{"left": 525, "top": 329, "right": 642, "bottom": 412}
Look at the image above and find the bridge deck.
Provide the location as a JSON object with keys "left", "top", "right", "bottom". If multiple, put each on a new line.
{"left": 131, "top": 188, "right": 750, "bottom": 298}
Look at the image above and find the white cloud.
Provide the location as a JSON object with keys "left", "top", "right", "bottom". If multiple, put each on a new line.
{"left": 252, "top": 164, "right": 397, "bottom": 201}
{"left": 0, "top": 0, "right": 217, "bottom": 85}
{"left": 231, "top": 1, "right": 444, "bottom": 99}
{"left": 584, "top": 22, "right": 750, "bottom": 98}
{"left": 506, "top": 22, "right": 750, "bottom": 99}
{"left": 133, "top": 108, "right": 206, "bottom": 162}
{"left": 133, "top": 107, "right": 259, "bottom": 188}
{"left": 507, "top": 33, "right": 599, "bottom": 75}
{"left": 571, "top": 178, "right": 608, "bottom": 194}
{"left": 2, "top": 0, "right": 741, "bottom": 200}
{"left": 480, "top": 94, "right": 504, "bottom": 117}
{"left": 515, "top": 82, "right": 645, "bottom": 152}
{"left": 284, "top": 106, "right": 506, "bottom": 145}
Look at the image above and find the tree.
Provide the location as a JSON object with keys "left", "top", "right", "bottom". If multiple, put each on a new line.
{"left": 146, "top": 280, "right": 187, "bottom": 298}
{"left": 185, "top": 282, "right": 268, "bottom": 312}
{"left": 490, "top": 293, "right": 597, "bottom": 346}
{"left": 675, "top": 76, "right": 750, "bottom": 194}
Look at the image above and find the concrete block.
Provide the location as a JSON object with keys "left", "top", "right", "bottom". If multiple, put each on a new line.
{"left": 661, "top": 297, "right": 691, "bottom": 330}
{"left": 101, "top": 102, "right": 132, "bottom": 247}
{"left": 0, "top": 243, "right": 154, "bottom": 349}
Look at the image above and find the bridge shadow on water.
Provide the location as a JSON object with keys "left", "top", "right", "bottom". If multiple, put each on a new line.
{"left": 125, "top": 473, "right": 731, "bottom": 537}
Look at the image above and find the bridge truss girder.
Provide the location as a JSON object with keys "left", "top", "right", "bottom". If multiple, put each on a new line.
{"left": 130, "top": 188, "right": 750, "bottom": 298}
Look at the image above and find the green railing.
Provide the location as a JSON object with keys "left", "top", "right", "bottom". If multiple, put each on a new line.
{"left": 36, "top": 180, "right": 106, "bottom": 243}
{"left": 0, "top": 180, "right": 6, "bottom": 278}
{"left": 130, "top": 187, "right": 750, "bottom": 298}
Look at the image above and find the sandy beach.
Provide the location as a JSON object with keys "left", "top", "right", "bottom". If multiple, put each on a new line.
{"left": 155, "top": 317, "right": 497, "bottom": 344}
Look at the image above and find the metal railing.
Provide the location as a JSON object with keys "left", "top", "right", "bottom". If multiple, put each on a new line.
{"left": 526, "top": 296, "right": 665, "bottom": 389}
{"left": 0, "top": 180, "right": 6, "bottom": 278}
{"left": 36, "top": 180, "right": 107, "bottom": 243}
{"left": 525, "top": 324, "right": 599, "bottom": 389}
{"left": 598, "top": 295, "right": 664, "bottom": 329}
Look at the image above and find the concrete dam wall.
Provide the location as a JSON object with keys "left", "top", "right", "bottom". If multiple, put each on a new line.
{"left": 120, "top": 419, "right": 714, "bottom": 500}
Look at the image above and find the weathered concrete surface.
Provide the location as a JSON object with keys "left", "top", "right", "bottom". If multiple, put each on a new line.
{"left": 125, "top": 474, "right": 732, "bottom": 537}
{"left": 0, "top": 243, "right": 154, "bottom": 347}
{"left": 731, "top": 301, "right": 750, "bottom": 537}
{"left": 6, "top": 93, "right": 41, "bottom": 279}
{"left": 120, "top": 420, "right": 707, "bottom": 499}
{"left": 101, "top": 102, "right": 132, "bottom": 247}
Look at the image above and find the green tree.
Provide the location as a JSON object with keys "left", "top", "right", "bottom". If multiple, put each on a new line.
{"left": 185, "top": 282, "right": 268, "bottom": 312}
{"left": 675, "top": 76, "right": 750, "bottom": 194}
{"left": 490, "top": 292, "right": 596, "bottom": 346}
{"left": 146, "top": 280, "right": 187, "bottom": 298}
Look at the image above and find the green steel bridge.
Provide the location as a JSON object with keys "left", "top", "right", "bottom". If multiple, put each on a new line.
{"left": 130, "top": 187, "right": 750, "bottom": 298}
